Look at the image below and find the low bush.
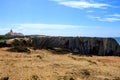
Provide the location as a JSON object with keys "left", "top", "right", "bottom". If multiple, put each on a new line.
{"left": 0, "top": 76, "right": 9, "bottom": 80}
{"left": 0, "top": 35, "right": 12, "bottom": 40}
{"left": 8, "top": 46, "right": 30, "bottom": 53}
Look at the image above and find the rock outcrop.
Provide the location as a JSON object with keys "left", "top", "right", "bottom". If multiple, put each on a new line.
{"left": 0, "top": 38, "right": 31, "bottom": 48}
{"left": 5, "top": 38, "right": 31, "bottom": 47}
{"left": 32, "top": 36, "right": 120, "bottom": 56}
{"left": 1, "top": 36, "right": 120, "bottom": 56}
{"left": 0, "top": 40, "right": 11, "bottom": 47}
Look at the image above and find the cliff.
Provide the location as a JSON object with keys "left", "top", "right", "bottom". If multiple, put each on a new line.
{"left": 32, "top": 36, "right": 120, "bottom": 56}
{"left": 1, "top": 36, "right": 120, "bottom": 56}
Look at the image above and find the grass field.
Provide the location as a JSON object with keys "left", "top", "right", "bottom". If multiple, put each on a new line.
{"left": 0, "top": 47, "right": 120, "bottom": 80}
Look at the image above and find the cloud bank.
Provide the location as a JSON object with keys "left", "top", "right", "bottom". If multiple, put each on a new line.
{"left": 1, "top": 24, "right": 81, "bottom": 36}
{"left": 1, "top": 23, "right": 119, "bottom": 37}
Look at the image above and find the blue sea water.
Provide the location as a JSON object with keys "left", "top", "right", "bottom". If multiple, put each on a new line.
{"left": 114, "top": 37, "right": 120, "bottom": 45}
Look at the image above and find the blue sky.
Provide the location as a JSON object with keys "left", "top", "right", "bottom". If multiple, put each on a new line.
{"left": 0, "top": 0, "right": 120, "bottom": 37}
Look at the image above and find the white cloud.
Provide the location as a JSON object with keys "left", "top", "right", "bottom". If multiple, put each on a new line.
{"left": 0, "top": 23, "right": 82, "bottom": 35}
{"left": 86, "top": 10, "right": 94, "bottom": 13}
{"left": 98, "top": 17, "right": 120, "bottom": 22}
{"left": 16, "top": 23, "right": 80, "bottom": 29}
{"left": 51, "top": 0, "right": 111, "bottom": 9}
{"left": 8, "top": 23, "right": 82, "bottom": 35}
{"left": 2, "top": 23, "right": 104, "bottom": 36}
{"left": 88, "top": 14, "right": 120, "bottom": 22}
{"left": 109, "top": 14, "right": 120, "bottom": 17}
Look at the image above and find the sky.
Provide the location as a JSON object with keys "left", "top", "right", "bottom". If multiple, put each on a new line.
{"left": 0, "top": 0, "right": 120, "bottom": 37}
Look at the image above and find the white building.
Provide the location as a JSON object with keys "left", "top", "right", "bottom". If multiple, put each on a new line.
{"left": 6, "top": 29, "right": 24, "bottom": 36}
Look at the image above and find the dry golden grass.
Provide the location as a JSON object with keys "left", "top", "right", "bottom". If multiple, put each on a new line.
{"left": 0, "top": 47, "right": 120, "bottom": 80}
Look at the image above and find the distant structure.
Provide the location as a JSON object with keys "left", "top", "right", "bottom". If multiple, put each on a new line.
{"left": 6, "top": 29, "right": 24, "bottom": 36}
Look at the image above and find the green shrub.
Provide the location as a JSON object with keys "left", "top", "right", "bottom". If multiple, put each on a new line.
{"left": 0, "top": 35, "right": 12, "bottom": 40}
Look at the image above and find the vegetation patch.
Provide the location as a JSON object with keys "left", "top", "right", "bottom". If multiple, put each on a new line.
{"left": 0, "top": 76, "right": 9, "bottom": 80}
{"left": 0, "top": 35, "right": 12, "bottom": 40}
{"left": 81, "top": 69, "right": 91, "bottom": 76}
{"left": 31, "top": 75, "right": 40, "bottom": 80}
{"left": 8, "top": 46, "right": 30, "bottom": 53}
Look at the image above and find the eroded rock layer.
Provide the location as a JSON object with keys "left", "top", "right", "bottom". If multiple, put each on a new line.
{"left": 32, "top": 37, "right": 120, "bottom": 56}
{"left": 1, "top": 36, "right": 120, "bottom": 56}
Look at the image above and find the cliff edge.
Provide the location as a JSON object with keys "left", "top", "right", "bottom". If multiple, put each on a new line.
{"left": 1, "top": 36, "right": 120, "bottom": 56}
{"left": 32, "top": 37, "right": 120, "bottom": 56}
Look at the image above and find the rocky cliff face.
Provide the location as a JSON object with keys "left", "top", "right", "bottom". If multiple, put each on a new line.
{"left": 32, "top": 37, "right": 120, "bottom": 56}
{"left": 1, "top": 36, "right": 120, "bottom": 56}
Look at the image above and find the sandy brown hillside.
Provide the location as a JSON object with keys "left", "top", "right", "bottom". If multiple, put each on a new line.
{"left": 0, "top": 48, "right": 120, "bottom": 80}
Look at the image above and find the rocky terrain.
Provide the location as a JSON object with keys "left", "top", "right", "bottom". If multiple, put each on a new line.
{"left": 0, "top": 36, "right": 120, "bottom": 80}
{"left": 1, "top": 36, "right": 119, "bottom": 56}
{"left": 32, "top": 37, "right": 120, "bottom": 56}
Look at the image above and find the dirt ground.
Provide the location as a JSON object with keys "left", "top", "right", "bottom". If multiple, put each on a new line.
{"left": 0, "top": 48, "right": 120, "bottom": 80}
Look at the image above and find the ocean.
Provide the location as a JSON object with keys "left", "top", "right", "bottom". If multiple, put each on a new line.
{"left": 114, "top": 37, "right": 120, "bottom": 45}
